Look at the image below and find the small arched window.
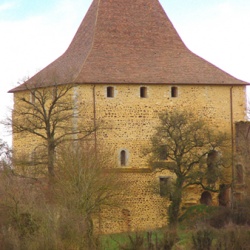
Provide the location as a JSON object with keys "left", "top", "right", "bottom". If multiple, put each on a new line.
{"left": 120, "top": 150, "right": 127, "bottom": 166}
{"left": 171, "top": 87, "right": 178, "bottom": 98}
{"left": 140, "top": 87, "right": 147, "bottom": 98}
{"left": 200, "top": 191, "right": 212, "bottom": 206}
{"left": 107, "top": 86, "right": 114, "bottom": 98}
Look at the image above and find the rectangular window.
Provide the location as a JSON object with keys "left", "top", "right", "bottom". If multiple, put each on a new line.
{"left": 140, "top": 87, "right": 147, "bottom": 98}
{"left": 159, "top": 177, "right": 170, "bottom": 197}
{"left": 171, "top": 87, "right": 178, "bottom": 98}
{"left": 120, "top": 150, "right": 127, "bottom": 166}
{"left": 107, "top": 86, "right": 114, "bottom": 98}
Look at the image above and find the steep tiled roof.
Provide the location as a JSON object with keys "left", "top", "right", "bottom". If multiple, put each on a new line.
{"left": 10, "top": 0, "right": 248, "bottom": 92}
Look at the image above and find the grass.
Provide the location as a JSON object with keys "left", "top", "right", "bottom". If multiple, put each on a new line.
{"left": 100, "top": 228, "right": 177, "bottom": 250}
{"left": 99, "top": 204, "right": 250, "bottom": 249}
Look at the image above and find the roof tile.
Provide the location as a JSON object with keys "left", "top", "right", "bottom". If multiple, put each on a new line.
{"left": 10, "top": 0, "right": 248, "bottom": 92}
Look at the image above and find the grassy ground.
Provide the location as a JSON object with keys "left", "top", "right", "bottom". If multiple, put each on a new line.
{"left": 100, "top": 226, "right": 250, "bottom": 250}
{"left": 99, "top": 205, "right": 250, "bottom": 250}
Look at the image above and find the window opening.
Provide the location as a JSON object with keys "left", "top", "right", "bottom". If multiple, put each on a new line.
{"left": 107, "top": 86, "right": 114, "bottom": 98}
{"left": 159, "top": 177, "right": 171, "bottom": 197}
{"left": 200, "top": 191, "right": 212, "bottom": 205}
{"left": 120, "top": 150, "right": 127, "bottom": 166}
{"left": 171, "top": 87, "right": 178, "bottom": 98}
{"left": 140, "top": 87, "right": 147, "bottom": 98}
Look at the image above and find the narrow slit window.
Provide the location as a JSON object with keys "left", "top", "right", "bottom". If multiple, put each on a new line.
{"left": 107, "top": 86, "right": 114, "bottom": 98}
{"left": 140, "top": 87, "right": 147, "bottom": 98}
{"left": 171, "top": 87, "right": 178, "bottom": 98}
{"left": 120, "top": 150, "right": 127, "bottom": 166}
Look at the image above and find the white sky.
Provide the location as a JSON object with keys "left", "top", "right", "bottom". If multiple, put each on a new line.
{"left": 1, "top": 0, "right": 250, "bottom": 144}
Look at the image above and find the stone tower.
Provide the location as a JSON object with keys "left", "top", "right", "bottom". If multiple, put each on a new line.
{"left": 9, "top": 0, "right": 248, "bottom": 233}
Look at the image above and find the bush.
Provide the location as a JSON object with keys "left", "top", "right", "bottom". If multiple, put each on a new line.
{"left": 231, "top": 199, "right": 250, "bottom": 225}
{"left": 192, "top": 229, "right": 214, "bottom": 250}
{"left": 119, "top": 232, "right": 144, "bottom": 250}
{"left": 179, "top": 205, "right": 218, "bottom": 228}
{"left": 215, "top": 228, "right": 250, "bottom": 250}
{"left": 157, "top": 231, "right": 178, "bottom": 250}
{"left": 209, "top": 207, "right": 231, "bottom": 229}
{"left": 117, "top": 230, "right": 178, "bottom": 250}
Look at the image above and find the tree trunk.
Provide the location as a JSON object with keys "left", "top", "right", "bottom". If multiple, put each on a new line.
{"left": 85, "top": 216, "right": 95, "bottom": 249}
{"left": 168, "top": 177, "right": 183, "bottom": 228}
{"left": 47, "top": 140, "right": 55, "bottom": 177}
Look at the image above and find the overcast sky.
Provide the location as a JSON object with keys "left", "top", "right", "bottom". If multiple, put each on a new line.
{"left": 1, "top": 0, "right": 250, "bottom": 144}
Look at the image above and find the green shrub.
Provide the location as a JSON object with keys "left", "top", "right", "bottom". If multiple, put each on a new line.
{"left": 119, "top": 232, "right": 144, "bottom": 250}
{"left": 179, "top": 205, "right": 217, "bottom": 228}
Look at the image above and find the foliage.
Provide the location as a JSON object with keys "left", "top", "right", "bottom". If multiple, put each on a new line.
{"left": 179, "top": 205, "right": 218, "bottom": 227}
{"left": 214, "top": 228, "right": 250, "bottom": 250}
{"left": 54, "top": 142, "right": 124, "bottom": 249}
{"left": 0, "top": 142, "right": 122, "bottom": 250}
{"left": 192, "top": 229, "right": 214, "bottom": 250}
{"left": 113, "top": 230, "right": 178, "bottom": 250}
{"left": 231, "top": 198, "right": 250, "bottom": 225}
{"left": 181, "top": 201, "right": 250, "bottom": 230}
{"left": 149, "top": 110, "right": 230, "bottom": 227}
{"left": 209, "top": 207, "right": 231, "bottom": 229}
{"left": 119, "top": 232, "right": 144, "bottom": 250}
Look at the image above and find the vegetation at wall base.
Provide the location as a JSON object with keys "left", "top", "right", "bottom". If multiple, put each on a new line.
{"left": 101, "top": 225, "right": 250, "bottom": 250}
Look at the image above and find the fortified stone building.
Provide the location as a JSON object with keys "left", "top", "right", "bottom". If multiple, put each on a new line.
{"left": 9, "top": 0, "right": 249, "bottom": 233}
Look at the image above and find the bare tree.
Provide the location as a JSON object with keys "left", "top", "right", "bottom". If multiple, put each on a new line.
{"left": 149, "top": 110, "right": 230, "bottom": 227}
{"left": 5, "top": 82, "right": 97, "bottom": 177}
{"left": 55, "top": 142, "right": 124, "bottom": 249}
{"left": 0, "top": 140, "right": 12, "bottom": 170}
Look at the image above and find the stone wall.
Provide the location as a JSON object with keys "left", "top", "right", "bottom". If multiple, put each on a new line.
{"left": 235, "top": 121, "right": 250, "bottom": 199}
{"left": 12, "top": 83, "right": 247, "bottom": 232}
